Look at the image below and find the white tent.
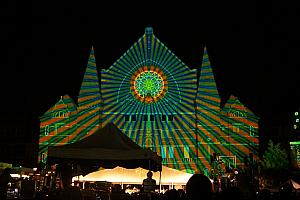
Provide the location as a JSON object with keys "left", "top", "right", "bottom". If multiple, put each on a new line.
{"left": 73, "top": 165, "right": 193, "bottom": 185}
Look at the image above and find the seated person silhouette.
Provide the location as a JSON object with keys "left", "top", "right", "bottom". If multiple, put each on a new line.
{"left": 186, "top": 174, "right": 213, "bottom": 200}
{"left": 142, "top": 171, "right": 156, "bottom": 193}
{"left": 58, "top": 164, "right": 83, "bottom": 200}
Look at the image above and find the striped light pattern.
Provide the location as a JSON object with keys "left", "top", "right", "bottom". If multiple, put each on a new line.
{"left": 39, "top": 95, "right": 78, "bottom": 162}
{"left": 131, "top": 67, "right": 168, "bottom": 103}
{"left": 196, "top": 48, "right": 259, "bottom": 170}
{"left": 219, "top": 95, "right": 259, "bottom": 166}
{"left": 196, "top": 47, "right": 222, "bottom": 170}
{"left": 39, "top": 28, "right": 259, "bottom": 173}
{"left": 38, "top": 47, "right": 101, "bottom": 163}
{"left": 76, "top": 46, "right": 101, "bottom": 139}
{"left": 101, "top": 27, "right": 198, "bottom": 172}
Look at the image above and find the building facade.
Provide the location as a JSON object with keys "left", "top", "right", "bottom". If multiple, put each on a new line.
{"left": 39, "top": 27, "right": 259, "bottom": 173}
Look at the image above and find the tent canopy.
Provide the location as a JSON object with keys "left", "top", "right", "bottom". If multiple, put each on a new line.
{"left": 47, "top": 122, "right": 162, "bottom": 175}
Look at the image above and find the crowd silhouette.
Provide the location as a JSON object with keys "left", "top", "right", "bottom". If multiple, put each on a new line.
{"left": 1, "top": 166, "right": 300, "bottom": 200}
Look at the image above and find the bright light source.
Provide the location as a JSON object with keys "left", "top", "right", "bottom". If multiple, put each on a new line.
{"left": 297, "top": 119, "right": 299, "bottom": 123}
{"left": 11, "top": 174, "right": 29, "bottom": 178}
{"left": 294, "top": 125, "right": 298, "bottom": 129}
{"left": 33, "top": 168, "right": 37, "bottom": 171}
{"left": 295, "top": 112, "right": 299, "bottom": 116}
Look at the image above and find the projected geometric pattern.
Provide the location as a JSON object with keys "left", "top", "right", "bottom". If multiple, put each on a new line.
{"left": 195, "top": 49, "right": 259, "bottom": 170}
{"left": 77, "top": 46, "right": 101, "bottom": 140}
{"left": 39, "top": 47, "right": 101, "bottom": 163}
{"left": 101, "top": 27, "right": 198, "bottom": 172}
{"left": 195, "top": 47, "right": 222, "bottom": 170}
{"left": 131, "top": 67, "right": 167, "bottom": 103}
{"left": 39, "top": 28, "right": 259, "bottom": 174}
{"left": 219, "top": 95, "right": 259, "bottom": 165}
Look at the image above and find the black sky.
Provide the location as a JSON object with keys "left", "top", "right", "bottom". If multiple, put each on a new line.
{"left": 1, "top": 2, "right": 300, "bottom": 146}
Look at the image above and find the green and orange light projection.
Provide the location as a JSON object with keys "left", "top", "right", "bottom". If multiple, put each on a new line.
{"left": 39, "top": 47, "right": 101, "bottom": 162}
{"left": 39, "top": 28, "right": 259, "bottom": 173}
{"left": 131, "top": 66, "right": 168, "bottom": 103}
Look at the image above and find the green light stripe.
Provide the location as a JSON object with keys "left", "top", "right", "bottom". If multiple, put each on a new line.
{"left": 39, "top": 28, "right": 259, "bottom": 173}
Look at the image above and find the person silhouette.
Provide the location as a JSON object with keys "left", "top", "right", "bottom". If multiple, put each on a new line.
{"left": 163, "top": 189, "right": 181, "bottom": 200}
{"left": 186, "top": 173, "right": 213, "bottom": 200}
{"left": 58, "top": 164, "right": 82, "bottom": 200}
{"left": 143, "top": 171, "right": 156, "bottom": 193}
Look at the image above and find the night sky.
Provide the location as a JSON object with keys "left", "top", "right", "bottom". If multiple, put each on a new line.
{"left": 1, "top": 2, "right": 299, "bottom": 150}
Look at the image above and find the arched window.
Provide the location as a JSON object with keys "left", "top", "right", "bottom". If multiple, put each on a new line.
{"left": 124, "top": 115, "right": 130, "bottom": 121}
{"left": 41, "top": 153, "right": 47, "bottom": 162}
{"left": 230, "top": 111, "right": 246, "bottom": 118}
{"left": 184, "top": 145, "right": 190, "bottom": 158}
{"left": 55, "top": 123, "right": 65, "bottom": 134}
{"left": 131, "top": 115, "right": 137, "bottom": 121}
{"left": 168, "top": 115, "right": 174, "bottom": 121}
{"left": 233, "top": 123, "right": 242, "bottom": 133}
{"left": 160, "top": 146, "right": 167, "bottom": 158}
{"left": 44, "top": 125, "right": 49, "bottom": 136}
{"left": 145, "top": 131, "right": 152, "bottom": 147}
{"left": 249, "top": 126, "right": 256, "bottom": 137}
{"left": 168, "top": 146, "right": 174, "bottom": 158}
{"left": 52, "top": 110, "right": 68, "bottom": 118}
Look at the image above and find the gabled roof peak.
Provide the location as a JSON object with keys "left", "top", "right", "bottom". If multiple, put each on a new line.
{"left": 145, "top": 27, "right": 153, "bottom": 35}
{"left": 229, "top": 95, "right": 238, "bottom": 100}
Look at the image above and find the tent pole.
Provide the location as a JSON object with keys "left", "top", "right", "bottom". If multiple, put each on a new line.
{"left": 159, "top": 170, "right": 162, "bottom": 193}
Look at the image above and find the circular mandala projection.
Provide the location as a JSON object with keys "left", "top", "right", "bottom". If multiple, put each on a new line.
{"left": 131, "top": 67, "right": 168, "bottom": 103}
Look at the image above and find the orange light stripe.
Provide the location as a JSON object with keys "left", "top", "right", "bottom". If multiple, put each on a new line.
{"left": 60, "top": 116, "right": 98, "bottom": 144}
{"left": 197, "top": 115, "right": 233, "bottom": 154}
{"left": 199, "top": 108, "right": 256, "bottom": 152}
{"left": 78, "top": 95, "right": 101, "bottom": 102}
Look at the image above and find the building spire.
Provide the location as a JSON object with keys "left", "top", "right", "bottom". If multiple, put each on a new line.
{"left": 78, "top": 46, "right": 101, "bottom": 108}
{"left": 197, "top": 46, "right": 221, "bottom": 110}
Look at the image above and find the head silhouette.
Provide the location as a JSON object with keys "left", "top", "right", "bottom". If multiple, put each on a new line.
{"left": 147, "top": 171, "right": 153, "bottom": 178}
{"left": 163, "top": 189, "right": 180, "bottom": 200}
{"left": 186, "top": 174, "right": 213, "bottom": 200}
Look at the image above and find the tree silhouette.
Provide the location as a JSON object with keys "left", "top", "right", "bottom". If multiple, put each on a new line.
{"left": 261, "top": 140, "right": 289, "bottom": 171}
{"left": 259, "top": 140, "right": 289, "bottom": 186}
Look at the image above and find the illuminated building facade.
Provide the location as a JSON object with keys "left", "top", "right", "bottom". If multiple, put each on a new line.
{"left": 39, "top": 27, "right": 259, "bottom": 173}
